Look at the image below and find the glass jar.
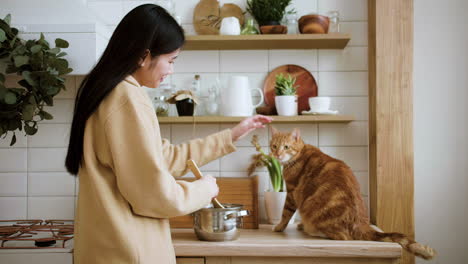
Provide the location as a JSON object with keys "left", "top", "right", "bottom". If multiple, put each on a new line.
{"left": 154, "top": 95, "right": 169, "bottom": 117}
{"left": 204, "top": 85, "right": 219, "bottom": 115}
{"left": 286, "top": 14, "right": 298, "bottom": 34}
{"left": 241, "top": 19, "right": 259, "bottom": 35}
{"left": 327, "top": 10, "right": 340, "bottom": 33}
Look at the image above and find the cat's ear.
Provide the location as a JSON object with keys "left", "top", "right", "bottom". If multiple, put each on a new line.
{"left": 291, "top": 128, "right": 301, "bottom": 141}
{"left": 270, "top": 126, "right": 279, "bottom": 136}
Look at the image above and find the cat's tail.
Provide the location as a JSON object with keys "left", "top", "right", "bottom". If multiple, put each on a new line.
{"left": 354, "top": 225, "right": 436, "bottom": 260}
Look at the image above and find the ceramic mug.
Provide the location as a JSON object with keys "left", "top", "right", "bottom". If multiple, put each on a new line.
{"left": 220, "top": 17, "right": 241, "bottom": 35}
{"left": 308, "top": 97, "right": 331, "bottom": 112}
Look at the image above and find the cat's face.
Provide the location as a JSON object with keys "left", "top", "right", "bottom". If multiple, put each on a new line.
{"left": 269, "top": 127, "right": 303, "bottom": 164}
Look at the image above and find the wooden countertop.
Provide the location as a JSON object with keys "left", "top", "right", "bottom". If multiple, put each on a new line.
{"left": 172, "top": 224, "right": 402, "bottom": 258}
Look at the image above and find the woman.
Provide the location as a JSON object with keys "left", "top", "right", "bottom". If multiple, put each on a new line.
{"left": 65, "top": 4, "right": 271, "bottom": 264}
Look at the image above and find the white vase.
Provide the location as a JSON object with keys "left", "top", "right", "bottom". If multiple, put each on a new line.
{"left": 275, "top": 95, "right": 298, "bottom": 116}
{"left": 264, "top": 191, "right": 296, "bottom": 225}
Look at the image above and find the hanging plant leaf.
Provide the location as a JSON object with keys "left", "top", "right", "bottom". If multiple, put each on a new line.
{"left": 9, "top": 133, "right": 16, "bottom": 146}
{"left": 40, "top": 110, "right": 53, "bottom": 120}
{"left": 24, "top": 122, "right": 38, "bottom": 135}
{"left": 55, "top": 38, "right": 69, "bottom": 48}
{"left": 30, "top": 44, "right": 42, "bottom": 54}
{"left": 4, "top": 14, "right": 11, "bottom": 26}
{"left": 22, "top": 71, "right": 36, "bottom": 86}
{"left": 0, "top": 73, "right": 5, "bottom": 83}
{"left": 14, "top": 55, "right": 29, "bottom": 67}
{"left": 47, "top": 47, "right": 60, "bottom": 54}
{"left": 4, "top": 91, "right": 17, "bottom": 104}
{"left": 0, "top": 86, "right": 6, "bottom": 100}
{"left": 0, "top": 29, "right": 6, "bottom": 42}
{"left": 57, "top": 52, "right": 67, "bottom": 57}
{"left": 22, "top": 104, "right": 35, "bottom": 121}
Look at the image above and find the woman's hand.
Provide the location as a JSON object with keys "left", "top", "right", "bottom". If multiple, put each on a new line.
{"left": 231, "top": 115, "right": 273, "bottom": 142}
{"left": 200, "top": 174, "right": 219, "bottom": 198}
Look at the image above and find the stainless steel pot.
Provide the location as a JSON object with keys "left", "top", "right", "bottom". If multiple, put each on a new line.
{"left": 192, "top": 203, "right": 249, "bottom": 241}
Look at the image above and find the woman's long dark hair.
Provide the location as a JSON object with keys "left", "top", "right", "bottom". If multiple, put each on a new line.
{"left": 65, "top": 4, "right": 184, "bottom": 175}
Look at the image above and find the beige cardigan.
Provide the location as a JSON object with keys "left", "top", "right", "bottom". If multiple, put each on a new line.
{"left": 74, "top": 76, "right": 236, "bottom": 264}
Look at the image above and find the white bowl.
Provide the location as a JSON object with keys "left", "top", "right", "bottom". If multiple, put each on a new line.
{"left": 308, "top": 97, "right": 331, "bottom": 112}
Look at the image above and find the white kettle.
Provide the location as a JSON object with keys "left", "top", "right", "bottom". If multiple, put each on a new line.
{"left": 220, "top": 76, "right": 264, "bottom": 116}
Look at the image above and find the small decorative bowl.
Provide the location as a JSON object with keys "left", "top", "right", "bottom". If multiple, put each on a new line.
{"left": 298, "top": 14, "right": 330, "bottom": 34}
{"left": 260, "top": 25, "right": 288, "bottom": 34}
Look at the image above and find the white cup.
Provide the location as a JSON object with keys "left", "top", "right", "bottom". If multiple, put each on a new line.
{"left": 308, "top": 97, "right": 331, "bottom": 112}
{"left": 220, "top": 17, "right": 241, "bottom": 35}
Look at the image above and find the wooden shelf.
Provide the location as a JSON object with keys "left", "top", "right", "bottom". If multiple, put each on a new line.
{"left": 157, "top": 115, "right": 354, "bottom": 124}
{"left": 184, "top": 33, "right": 351, "bottom": 50}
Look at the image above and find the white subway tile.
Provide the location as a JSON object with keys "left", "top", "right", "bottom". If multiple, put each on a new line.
{"left": 220, "top": 50, "right": 268, "bottom": 73}
{"left": 28, "top": 148, "right": 67, "bottom": 172}
{"left": 0, "top": 132, "right": 28, "bottom": 148}
{"left": 171, "top": 124, "right": 219, "bottom": 144}
{"left": 318, "top": 72, "right": 368, "bottom": 96}
{"left": 291, "top": 0, "right": 318, "bottom": 18}
{"left": 330, "top": 97, "right": 368, "bottom": 121}
{"left": 0, "top": 149, "right": 27, "bottom": 172}
{"left": 269, "top": 50, "right": 318, "bottom": 72}
{"left": 320, "top": 146, "right": 368, "bottom": 171}
{"left": 28, "top": 197, "right": 75, "bottom": 219}
{"left": 318, "top": 121, "right": 368, "bottom": 146}
{"left": 159, "top": 124, "right": 171, "bottom": 141}
{"left": 318, "top": 47, "right": 368, "bottom": 71}
{"left": 42, "top": 99, "right": 74, "bottom": 124}
{"left": 318, "top": 0, "right": 368, "bottom": 21}
{"left": 0, "top": 197, "right": 27, "bottom": 220}
{"left": 28, "top": 124, "right": 71, "bottom": 148}
{"left": 181, "top": 24, "right": 196, "bottom": 36}
{"left": 269, "top": 124, "right": 318, "bottom": 146}
{"left": 340, "top": 22, "right": 368, "bottom": 46}
{"left": 88, "top": 1, "right": 124, "bottom": 25}
{"left": 28, "top": 173, "right": 76, "bottom": 196}
{"left": 0, "top": 173, "right": 27, "bottom": 196}
{"left": 75, "top": 177, "right": 79, "bottom": 196}
{"left": 175, "top": 0, "right": 200, "bottom": 24}
{"left": 55, "top": 76, "right": 77, "bottom": 99}
{"left": 221, "top": 124, "right": 268, "bottom": 147}
{"left": 176, "top": 51, "right": 219, "bottom": 73}
{"left": 220, "top": 147, "right": 260, "bottom": 172}
{"left": 354, "top": 171, "right": 369, "bottom": 196}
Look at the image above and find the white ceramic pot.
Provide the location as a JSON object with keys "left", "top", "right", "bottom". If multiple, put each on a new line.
{"left": 264, "top": 191, "right": 296, "bottom": 225}
{"left": 275, "top": 95, "right": 298, "bottom": 116}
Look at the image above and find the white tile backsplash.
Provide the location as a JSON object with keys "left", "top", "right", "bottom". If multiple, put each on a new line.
{"left": 28, "top": 173, "right": 75, "bottom": 196}
{"left": 0, "top": 132, "right": 28, "bottom": 148}
{"left": 28, "top": 197, "right": 75, "bottom": 219}
{"left": 0, "top": 197, "right": 27, "bottom": 220}
{"left": 318, "top": 47, "right": 368, "bottom": 71}
{"left": 0, "top": 0, "right": 370, "bottom": 224}
{"left": 0, "top": 149, "right": 27, "bottom": 172}
{"left": 28, "top": 148, "right": 68, "bottom": 172}
{"left": 220, "top": 50, "right": 268, "bottom": 73}
{"left": 0, "top": 173, "right": 27, "bottom": 196}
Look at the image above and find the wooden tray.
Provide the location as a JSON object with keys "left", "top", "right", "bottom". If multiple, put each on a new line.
{"left": 170, "top": 176, "right": 259, "bottom": 229}
{"left": 263, "top": 64, "right": 318, "bottom": 113}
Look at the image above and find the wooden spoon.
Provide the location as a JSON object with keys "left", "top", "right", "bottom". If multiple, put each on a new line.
{"left": 187, "top": 159, "right": 225, "bottom": 209}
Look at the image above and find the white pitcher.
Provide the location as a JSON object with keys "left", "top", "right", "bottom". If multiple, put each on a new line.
{"left": 220, "top": 76, "right": 264, "bottom": 116}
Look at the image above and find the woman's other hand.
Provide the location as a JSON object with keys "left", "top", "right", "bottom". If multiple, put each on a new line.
{"left": 200, "top": 174, "right": 219, "bottom": 198}
{"left": 231, "top": 115, "right": 273, "bottom": 142}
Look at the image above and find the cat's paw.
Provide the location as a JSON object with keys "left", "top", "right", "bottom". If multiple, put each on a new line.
{"left": 273, "top": 224, "right": 286, "bottom": 232}
{"left": 297, "top": 223, "right": 304, "bottom": 231}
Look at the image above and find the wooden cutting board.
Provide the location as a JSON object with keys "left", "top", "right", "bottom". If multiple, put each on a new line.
{"left": 170, "top": 176, "right": 259, "bottom": 229}
{"left": 263, "top": 64, "right": 318, "bottom": 113}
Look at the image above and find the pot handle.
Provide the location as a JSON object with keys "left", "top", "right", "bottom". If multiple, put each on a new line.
{"left": 224, "top": 210, "right": 250, "bottom": 220}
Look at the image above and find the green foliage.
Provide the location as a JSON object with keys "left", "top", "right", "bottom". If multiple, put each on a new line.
{"left": 274, "top": 73, "right": 298, "bottom": 96}
{"left": 246, "top": 0, "right": 295, "bottom": 26}
{"left": 250, "top": 135, "right": 284, "bottom": 192}
{"left": 0, "top": 14, "right": 72, "bottom": 146}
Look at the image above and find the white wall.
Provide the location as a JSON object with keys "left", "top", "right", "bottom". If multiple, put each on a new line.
{"left": 0, "top": 1, "right": 369, "bottom": 224}
{"left": 414, "top": 0, "right": 468, "bottom": 263}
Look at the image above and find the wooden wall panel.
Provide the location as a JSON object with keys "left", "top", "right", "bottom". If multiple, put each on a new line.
{"left": 368, "top": 0, "right": 414, "bottom": 264}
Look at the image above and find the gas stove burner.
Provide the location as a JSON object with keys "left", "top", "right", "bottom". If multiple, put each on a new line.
{"left": 0, "top": 219, "right": 74, "bottom": 249}
{"left": 35, "top": 239, "right": 56, "bottom": 247}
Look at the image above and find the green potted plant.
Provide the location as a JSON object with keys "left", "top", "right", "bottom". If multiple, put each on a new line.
{"left": 274, "top": 73, "right": 298, "bottom": 116}
{"left": 246, "top": 0, "right": 294, "bottom": 34}
{"left": 0, "top": 14, "right": 72, "bottom": 146}
{"left": 248, "top": 134, "right": 295, "bottom": 224}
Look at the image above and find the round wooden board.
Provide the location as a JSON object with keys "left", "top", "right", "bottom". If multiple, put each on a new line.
{"left": 263, "top": 65, "right": 318, "bottom": 113}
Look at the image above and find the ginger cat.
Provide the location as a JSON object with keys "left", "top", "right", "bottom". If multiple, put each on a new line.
{"left": 269, "top": 127, "right": 436, "bottom": 260}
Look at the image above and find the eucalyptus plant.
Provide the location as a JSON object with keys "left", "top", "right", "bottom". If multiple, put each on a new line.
{"left": 274, "top": 73, "right": 298, "bottom": 96}
{"left": 246, "top": 0, "right": 295, "bottom": 26}
{"left": 0, "top": 14, "right": 72, "bottom": 146}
